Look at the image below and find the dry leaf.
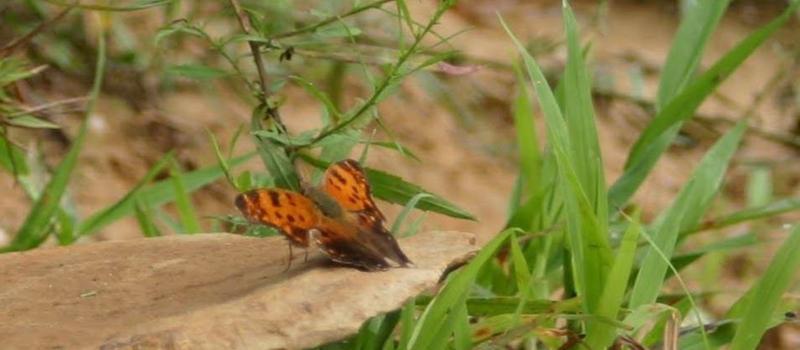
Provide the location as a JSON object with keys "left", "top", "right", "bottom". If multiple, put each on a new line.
{"left": 0, "top": 231, "right": 477, "bottom": 349}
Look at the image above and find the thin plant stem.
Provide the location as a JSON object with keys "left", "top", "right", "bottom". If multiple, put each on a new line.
{"left": 227, "top": 0, "right": 287, "bottom": 133}
{"left": 271, "top": 0, "right": 395, "bottom": 40}
{"left": 310, "top": 3, "right": 451, "bottom": 144}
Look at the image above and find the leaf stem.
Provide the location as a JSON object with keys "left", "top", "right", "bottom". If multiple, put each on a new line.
{"left": 227, "top": 0, "right": 287, "bottom": 133}
{"left": 271, "top": 0, "right": 395, "bottom": 40}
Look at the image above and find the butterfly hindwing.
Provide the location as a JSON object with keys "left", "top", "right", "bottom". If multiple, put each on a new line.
{"left": 235, "top": 188, "right": 320, "bottom": 247}
{"left": 313, "top": 217, "right": 392, "bottom": 271}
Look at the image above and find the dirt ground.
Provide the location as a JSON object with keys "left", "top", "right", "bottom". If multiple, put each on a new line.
{"left": 1, "top": 0, "right": 799, "bottom": 347}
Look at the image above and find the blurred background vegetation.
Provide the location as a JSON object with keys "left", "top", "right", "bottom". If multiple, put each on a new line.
{"left": 1, "top": 0, "right": 800, "bottom": 348}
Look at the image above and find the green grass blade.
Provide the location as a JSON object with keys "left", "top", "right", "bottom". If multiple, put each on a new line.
{"left": 508, "top": 231, "right": 531, "bottom": 296}
{"left": 169, "top": 159, "right": 201, "bottom": 233}
{"left": 511, "top": 62, "right": 540, "bottom": 202}
{"left": 5, "top": 27, "right": 106, "bottom": 251}
{"left": 396, "top": 298, "right": 417, "bottom": 350}
{"left": 78, "top": 153, "right": 254, "bottom": 236}
{"left": 562, "top": 2, "right": 608, "bottom": 223}
{"left": 405, "top": 229, "right": 513, "bottom": 350}
{"left": 656, "top": 0, "right": 730, "bottom": 108}
{"left": 746, "top": 166, "right": 772, "bottom": 207}
{"left": 629, "top": 122, "right": 746, "bottom": 308}
{"left": 609, "top": 1, "right": 799, "bottom": 209}
{"left": 54, "top": 206, "right": 77, "bottom": 245}
{"left": 500, "top": 12, "right": 612, "bottom": 315}
{"left": 0, "top": 132, "right": 29, "bottom": 176}
{"left": 77, "top": 152, "right": 172, "bottom": 236}
{"left": 668, "top": 232, "right": 759, "bottom": 277}
{"left": 729, "top": 225, "right": 800, "bottom": 350}
{"left": 134, "top": 197, "right": 161, "bottom": 237}
{"left": 390, "top": 193, "right": 433, "bottom": 234}
{"left": 353, "top": 311, "right": 401, "bottom": 350}
{"left": 207, "top": 129, "right": 237, "bottom": 190}
{"left": 683, "top": 197, "right": 800, "bottom": 235}
{"left": 413, "top": 296, "right": 580, "bottom": 316}
{"left": 451, "top": 302, "right": 472, "bottom": 350}
{"left": 585, "top": 209, "right": 641, "bottom": 349}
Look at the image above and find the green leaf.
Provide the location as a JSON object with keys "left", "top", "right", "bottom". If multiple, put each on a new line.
{"left": 629, "top": 122, "right": 746, "bottom": 308}
{"left": 608, "top": 1, "right": 799, "bottom": 209}
{"left": 251, "top": 105, "right": 300, "bottom": 191}
{"left": 361, "top": 141, "right": 420, "bottom": 162}
{"left": 0, "top": 57, "right": 44, "bottom": 87}
{"left": 154, "top": 20, "right": 207, "bottom": 46}
{"left": 6, "top": 115, "right": 60, "bottom": 129}
{"left": 656, "top": 0, "right": 730, "bottom": 108}
{"left": 729, "top": 225, "right": 800, "bottom": 350}
{"left": 367, "top": 167, "right": 474, "bottom": 220}
{"left": 166, "top": 63, "right": 231, "bottom": 80}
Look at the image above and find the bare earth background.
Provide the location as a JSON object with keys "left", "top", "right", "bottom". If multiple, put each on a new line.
{"left": 1, "top": 0, "right": 799, "bottom": 347}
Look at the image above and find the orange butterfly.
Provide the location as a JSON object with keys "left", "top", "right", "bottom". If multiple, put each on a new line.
{"left": 235, "top": 159, "right": 412, "bottom": 271}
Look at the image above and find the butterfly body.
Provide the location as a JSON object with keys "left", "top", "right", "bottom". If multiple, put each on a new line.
{"left": 235, "top": 159, "right": 412, "bottom": 271}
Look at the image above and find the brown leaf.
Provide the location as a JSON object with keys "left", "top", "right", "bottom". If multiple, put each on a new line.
{"left": 0, "top": 231, "right": 477, "bottom": 349}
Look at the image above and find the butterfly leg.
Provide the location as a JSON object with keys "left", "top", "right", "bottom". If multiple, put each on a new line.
{"left": 304, "top": 229, "right": 317, "bottom": 263}
{"left": 284, "top": 240, "right": 294, "bottom": 272}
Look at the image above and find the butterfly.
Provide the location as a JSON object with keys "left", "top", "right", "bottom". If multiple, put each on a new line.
{"left": 234, "top": 159, "right": 413, "bottom": 271}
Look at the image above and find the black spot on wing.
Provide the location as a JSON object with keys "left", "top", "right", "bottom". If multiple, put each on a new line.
{"left": 330, "top": 169, "right": 347, "bottom": 185}
{"left": 268, "top": 190, "right": 281, "bottom": 206}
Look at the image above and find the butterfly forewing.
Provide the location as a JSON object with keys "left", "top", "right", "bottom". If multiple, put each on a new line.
{"left": 323, "top": 159, "right": 385, "bottom": 221}
{"left": 235, "top": 188, "right": 320, "bottom": 247}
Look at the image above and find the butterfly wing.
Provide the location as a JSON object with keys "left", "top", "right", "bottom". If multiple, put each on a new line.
{"left": 235, "top": 188, "right": 320, "bottom": 247}
{"left": 322, "top": 159, "right": 412, "bottom": 266}
{"left": 312, "top": 217, "right": 393, "bottom": 271}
